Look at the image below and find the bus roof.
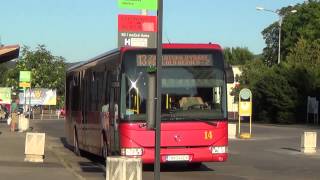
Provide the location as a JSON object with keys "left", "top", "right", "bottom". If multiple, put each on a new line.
{"left": 120, "top": 43, "right": 222, "bottom": 53}
{"left": 68, "top": 43, "right": 222, "bottom": 72}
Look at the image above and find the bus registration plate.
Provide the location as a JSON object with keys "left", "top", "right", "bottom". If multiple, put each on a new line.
{"left": 166, "top": 155, "right": 189, "bottom": 162}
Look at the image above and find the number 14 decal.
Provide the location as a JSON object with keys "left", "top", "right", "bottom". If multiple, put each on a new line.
{"left": 204, "top": 131, "right": 213, "bottom": 140}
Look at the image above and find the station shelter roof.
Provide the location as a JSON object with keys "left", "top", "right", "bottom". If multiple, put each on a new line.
{"left": 0, "top": 45, "right": 20, "bottom": 63}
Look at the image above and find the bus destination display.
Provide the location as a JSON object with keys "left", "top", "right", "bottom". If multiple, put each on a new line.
{"left": 136, "top": 54, "right": 213, "bottom": 66}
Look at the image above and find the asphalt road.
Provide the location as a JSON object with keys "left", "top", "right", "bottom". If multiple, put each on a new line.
{"left": 31, "top": 119, "right": 320, "bottom": 180}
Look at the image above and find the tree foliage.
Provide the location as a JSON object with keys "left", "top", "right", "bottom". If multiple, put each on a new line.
{"left": 287, "top": 37, "right": 320, "bottom": 68}
{"left": 0, "top": 64, "right": 8, "bottom": 87}
{"left": 223, "top": 47, "right": 254, "bottom": 65}
{"left": 239, "top": 0, "right": 320, "bottom": 123}
{"left": 254, "top": 67, "right": 298, "bottom": 123}
{"left": 4, "top": 45, "right": 66, "bottom": 107}
{"left": 240, "top": 61, "right": 305, "bottom": 123}
{"left": 262, "top": 0, "right": 320, "bottom": 66}
{"left": 241, "top": 48, "right": 320, "bottom": 123}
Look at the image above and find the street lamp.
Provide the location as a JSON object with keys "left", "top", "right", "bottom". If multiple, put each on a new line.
{"left": 256, "top": 6, "right": 297, "bottom": 64}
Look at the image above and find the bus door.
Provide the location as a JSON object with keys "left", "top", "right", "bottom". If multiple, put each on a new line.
{"left": 80, "top": 70, "right": 88, "bottom": 149}
{"left": 109, "top": 71, "right": 120, "bottom": 154}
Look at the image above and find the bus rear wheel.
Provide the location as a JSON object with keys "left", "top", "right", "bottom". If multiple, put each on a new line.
{"left": 74, "top": 129, "right": 81, "bottom": 156}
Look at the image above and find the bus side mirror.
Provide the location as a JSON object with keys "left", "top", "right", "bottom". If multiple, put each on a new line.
{"left": 146, "top": 73, "right": 156, "bottom": 129}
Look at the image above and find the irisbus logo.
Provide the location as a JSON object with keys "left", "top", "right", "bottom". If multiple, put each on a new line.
{"left": 174, "top": 135, "right": 182, "bottom": 143}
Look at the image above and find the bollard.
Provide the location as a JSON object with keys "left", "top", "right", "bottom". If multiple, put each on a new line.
{"left": 18, "top": 115, "right": 29, "bottom": 132}
{"left": 228, "top": 123, "right": 237, "bottom": 139}
{"left": 106, "top": 156, "right": 142, "bottom": 180}
{"left": 24, "top": 133, "right": 45, "bottom": 162}
{"left": 301, "top": 132, "right": 317, "bottom": 154}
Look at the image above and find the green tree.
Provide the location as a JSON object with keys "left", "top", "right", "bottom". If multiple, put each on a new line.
{"left": 254, "top": 67, "right": 298, "bottom": 123}
{"left": 0, "top": 64, "right": 8, "bottom": 86}
{"left": 239, "top": 1, "right": 320, "bottom": 124}
{"left": 261, "top": 22, "right": 279, "bottom": 66}
{"left": 287, "top": 37, "right": 320, "bottom": 68}
{"left": 262, "top": 0, "right": 320, "bottom": 66}
{"left": 6, "top": 45, "right": 66, "bottom": 107}
{"left": 239, "top": 59, "right": 268, "bottom": 87}
{"left": 223, "top": 47, "right": 254, "bottom": 65}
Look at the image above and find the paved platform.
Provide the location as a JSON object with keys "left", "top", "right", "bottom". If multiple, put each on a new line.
{"left": 29, "top": 119, "right": 320, "bottom": 180}
{"left": 0, "top": 122, "right": 77, "bottom": 180}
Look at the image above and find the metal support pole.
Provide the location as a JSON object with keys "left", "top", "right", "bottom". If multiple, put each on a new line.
{"left": 238, "top": 96, "right": 241, "bottom": 135}
{"left": 29, "top": 88, "right": 31, "bottom": 119}
{"left": 24, "top": 88, "right": 26, "bottom": 114}
{"left": 155, "top": 0, "right": 163, "bottom": 179}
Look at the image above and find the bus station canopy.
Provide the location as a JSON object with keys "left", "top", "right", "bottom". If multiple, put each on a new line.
{"left": 0, "top": 45, "right": 20, "bottom": 63}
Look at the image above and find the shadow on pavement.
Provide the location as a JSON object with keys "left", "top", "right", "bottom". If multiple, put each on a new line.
{"left": 60, "top": 137, "right": 73, "bottom": 151}
{"left": 78, "top": 161, "right": 105, "bottom": 173}
{"left": 0, "top": 120, "right": 7, "bottom": 124}
{"left": 0, "top": 160, "right": 63, "bottom": 168}
{"left": 281, "top": 147, "right": 300, "bottom": 152}
{"left": 60, "top": 137, "right": 214, "bottom": 174}
{"left": 143, "top": 163, "right": 214, "bottom": 172}
{"left": 60, "top": 137, "right": 105, "bottom": 162}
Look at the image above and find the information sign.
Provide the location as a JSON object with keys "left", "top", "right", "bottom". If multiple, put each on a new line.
{"left": 19, "top": 71, "right": 31, "bottom": 83}
{"left": 239, "top": 88, "right": 252, "bottom": 116}
{"left": 238, "top": 88, "right": 253, "bottom": 138}
{"left": 19, "top": 82, "right": 31, "bottom": 88}
{"left": 118, "top": 32, "right": 156, "bottom": 48}
{"left": 19, "top": 88, "right": 56, "bottom": 105}
{"left": 0, "top": 88, "right": 11, "bottom": 104}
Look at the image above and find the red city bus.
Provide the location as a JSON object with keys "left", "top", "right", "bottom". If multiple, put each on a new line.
{"left": 65, "top": 43, "right": 228, "bottom": 165}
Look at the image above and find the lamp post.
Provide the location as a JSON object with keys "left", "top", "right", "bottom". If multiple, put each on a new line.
{"left": 256, "top": 7, "right": 297, "bottom": 64}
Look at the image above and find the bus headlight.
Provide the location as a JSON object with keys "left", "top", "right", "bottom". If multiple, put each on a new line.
{"left": 121, "top": 148, "right": 143, "bottom": 156}
{"left": 211, "top": 146, "right": 227, "bottom": 154}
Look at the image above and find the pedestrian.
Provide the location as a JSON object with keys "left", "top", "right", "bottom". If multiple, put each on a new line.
{"left": 10, "top": 98, "right": 19, "bottom": 132}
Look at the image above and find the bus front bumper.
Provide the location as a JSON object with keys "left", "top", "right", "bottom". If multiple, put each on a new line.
{"left": 134, "top": 146, "right": 228, "bottom": 164}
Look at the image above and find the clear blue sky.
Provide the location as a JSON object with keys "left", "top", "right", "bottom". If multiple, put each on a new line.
{"left": 1, "top": 0, "right": 305, "bottom": 62}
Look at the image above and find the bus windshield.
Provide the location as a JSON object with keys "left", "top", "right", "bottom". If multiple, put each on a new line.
{"left": 120, "top": 51, "right": 227, "bottom": 121}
